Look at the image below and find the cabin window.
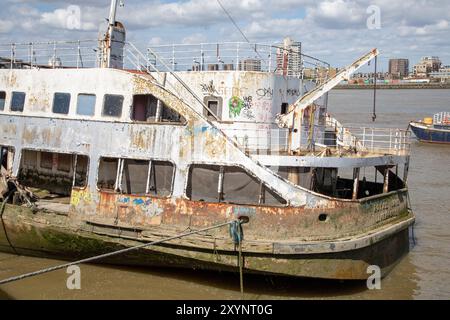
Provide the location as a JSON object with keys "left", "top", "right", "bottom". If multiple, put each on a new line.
{"left": 76, "top": 94, "right": 96, "bottom": 116}
{"left": 186, "top": 165, "right": 220, "bottom": 202}
{"left": 23, "top": 149, "right": 37, "bottom": 167}
{"left": 97, "top": 157, "right": 174, "bottom": 196}
{"left": 0, "top": 91, "right": 5, "bottom": 111}
{"left": 186, "top": 164, "right": 286, "bottom": 206}
{"left": 281, "top": 103, "right": 289, "bottom": 114}
{"left": 10, "top": 92, "right": 25, "bottom": 112}
{"left": 121, "top": 159, "right": 149, "bottom": 194}
{"left": 203, "top": 96, "right": 223, "bottom": 121}
{"left": 131, "top": 94, "right": 185, "bottom": 123}
{"left": 102, "top": 94, "right": 124, "bottom": 118}
{"left": 52, "top": 92, "right": 71, "bottom": 115}
{"left": 40, "top": 152, "right": 54, "bottom": 169}
{"left": 148, "top": 161, "right": 175, "bottom": 197}
{"left": 0, "top": 146, "right": 14, "bottom": 173}
{"left": 97, "top": 157, "right": 119, "bottom": 191}
{"left": 18, "top": 150, "right": 89, "bottom": 196}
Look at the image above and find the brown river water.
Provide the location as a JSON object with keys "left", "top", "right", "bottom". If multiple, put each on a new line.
{"left": 0, "top": 89, "right": 449, "bottom": 300}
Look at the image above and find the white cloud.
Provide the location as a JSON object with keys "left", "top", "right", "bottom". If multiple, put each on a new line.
{"left": 0, "top": 20, "right": 14, "bottom": 34}
{"left": 1, "top": 0, "right": 450, "bottom": 67}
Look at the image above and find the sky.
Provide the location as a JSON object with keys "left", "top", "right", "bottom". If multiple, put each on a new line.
{"left": 1, "top": 0, "right": 450, "bottom": 71}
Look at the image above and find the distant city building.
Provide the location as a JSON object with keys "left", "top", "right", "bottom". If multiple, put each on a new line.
{"left": 276, "top": 37, "right": 302, "bottom": 77}
{"left": 239, "top": 59, "right": 261, "bottom": 72}
{"left": 429, "top": 65, "right": 450, "bottom": 83}
{"left": 413, "top": 56, "right": 441, "bottom": 78}
{"left": 303, "top": 67, "right": 338, "bottom": 80}
{"left": 389, "top": 59, "right": 409, "bottom": 79}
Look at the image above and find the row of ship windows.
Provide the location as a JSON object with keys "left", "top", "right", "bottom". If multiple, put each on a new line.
{"left": 1, "top": 147, "right": 286, "bottom": 207}
{"left": 0, "top": 90, "right": 123, "bottom": 117}
{"left": 0, "top": 91, "right": 185, "bottom": 123}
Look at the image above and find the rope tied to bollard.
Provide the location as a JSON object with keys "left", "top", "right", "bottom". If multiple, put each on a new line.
{"left": 0, "top": 218, "right": 247, "bottom": 287}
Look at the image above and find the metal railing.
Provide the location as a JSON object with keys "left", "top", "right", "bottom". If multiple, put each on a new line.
{"left": 0, "top": 40, "right": 330, "bottom": 79}
{"left": 0, "top": 40, "right": 100, "bottom": 69}
{"left": 433, "top": 112, "right": 450, "bottom": 125}
{"left": 326, "top": 116, "right": 411, "bottom": 155}
{"left": 146, "top": 42, "right": 330, "bottom": 80}
{"left": 219, "top": 120, "right": 411, "bottom": 156}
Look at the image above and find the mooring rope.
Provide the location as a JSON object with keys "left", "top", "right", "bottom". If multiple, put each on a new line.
{"left": 0, "top": 219, "right": 243, "bottom": 286}
{"left": 0, "top": 194, "right": 18, "bottom": 255}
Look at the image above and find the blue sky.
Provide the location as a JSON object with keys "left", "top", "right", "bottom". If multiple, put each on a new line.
{"left": 1, "top": 0, "right": 450, "bottom": 70}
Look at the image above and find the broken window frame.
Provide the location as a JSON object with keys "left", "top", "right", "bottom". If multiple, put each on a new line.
{"left": 10, "top": 91, "right": 26, "bottom": 112}
{"left": 18, "top": 149, "right": 89, "bottom": 194}
{"left": 0, "top": 145, "right": 15, "bottom": 173}
{"left": 96, "top": 157, "right": 175, "bottom": 197}
{"left": 186, "top": 163, "right": 287, "bottom": 207}
{"left": 130, "top": 94, "right": 186, "bottom": 124}
{"left": 52, "top": 92, "right": 71, "bottom": 115}
{"left": 0, "top": 91, "right": 6, "bottom": 111}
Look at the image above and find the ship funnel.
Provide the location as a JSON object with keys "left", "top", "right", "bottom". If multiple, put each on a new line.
{"left": 99, "top": 0, "right": 126, "bottom": 69}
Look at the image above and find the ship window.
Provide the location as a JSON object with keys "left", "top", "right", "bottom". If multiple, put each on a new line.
{"left": 52, "top": 92, "right": 71, "bottom": 115}
{"left": 23, "top": 149, "right": 37, "bottom": 166}
{"left": 0, "top": 146, "right": 14, "bottom": 172}
{"left": 148, "top": 161, "right": 174, "bottom": 197}
{"left": 186, "top": 164, "right": 286, "bottom": 206}
{"left": 98, "top": 157, "right": 174, "bottom": 196}
{"left": 186, "top": 165, "right": 220, "bottom": 202}
{"left": 76, "top": 94, "right": 96, "bottom": 116}
{"left": 131, "top": 94, "right": 185, "bottom": 123}
{"left": 57, "top": 153, "right": 72, "bottom": 172}
{"left": 222, "top": 167, "right": 261, "bottom": 205}
{"left": 97, "top": 157, "right": 119, "bottom": 190}
{"left": 10, "top": 91, "right": 25, "bottom": 112}
{"left": 281, "top": 103, "right": 289, "bottom": 114}
{"left": 18, "top": 150, "right": 89, "bottom": 197}
{"left": 102, "top": 94, "right": 124, "bottom": 118}
{"left": 40, "top": 152, "right": 53, "bottom": 169}
{"left": 0, "top": 91, "right": 5, "bottom": 111}
{"left": 203, "top": 96, "right": 222, "bottom": 121}
{"left": 121, "top": 159, "right": 149, "bottom": 194}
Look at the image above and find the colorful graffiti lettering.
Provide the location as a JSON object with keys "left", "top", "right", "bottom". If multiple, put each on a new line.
{"left": 70, "top": 189, "right": 93, "bottom": 207}
{"left": 229, "top": 96, "right": 244, "bottom": 117}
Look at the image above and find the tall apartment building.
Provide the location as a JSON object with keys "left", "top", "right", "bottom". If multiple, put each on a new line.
{"left": 389, "top": 59, "right": 409, "bottom": 79}
{"left": 276, "top": 37, "right": 302, "bottom": 77}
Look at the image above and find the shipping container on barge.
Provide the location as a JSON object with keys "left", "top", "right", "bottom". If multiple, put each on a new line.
{"left": 0, "top": 1, "right": 414, "bottom": 280}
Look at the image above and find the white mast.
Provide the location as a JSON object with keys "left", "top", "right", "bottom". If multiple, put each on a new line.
{"left": 108, "top": 0, "right": 119, "bottom": 27}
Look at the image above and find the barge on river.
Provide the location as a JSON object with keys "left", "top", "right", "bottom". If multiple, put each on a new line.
{"left": 0, "top": 1, "right": 414, "bottom": 280}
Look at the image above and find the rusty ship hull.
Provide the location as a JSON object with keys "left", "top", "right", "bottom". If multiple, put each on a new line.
{"left": 0, "top": 190, "right": 413, "bottom": 280}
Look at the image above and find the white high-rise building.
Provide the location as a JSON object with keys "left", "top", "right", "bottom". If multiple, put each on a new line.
{"left": 276, "top": 37, "right": 302, "bottom": 77}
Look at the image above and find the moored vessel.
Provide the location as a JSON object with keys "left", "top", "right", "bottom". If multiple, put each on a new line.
{"left": 0, "top": 1, "right": 414, "bottom": 280}
{"left": 410, "top": 112, "right": 450, "bottom": 144}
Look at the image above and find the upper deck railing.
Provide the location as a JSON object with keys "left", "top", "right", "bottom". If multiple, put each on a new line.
{"left": 0, "top": 40, "right": 330, "bottom": 81}
{"left": 221, "top": 119, "right": 411, "bottom": 156}
{"left": 146, "top": 42, "right": 329, "bottom": 79}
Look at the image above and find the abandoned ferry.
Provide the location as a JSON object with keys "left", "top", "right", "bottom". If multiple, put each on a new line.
{"left": 0, "top": 1, "right": 414, "bottom": 280}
